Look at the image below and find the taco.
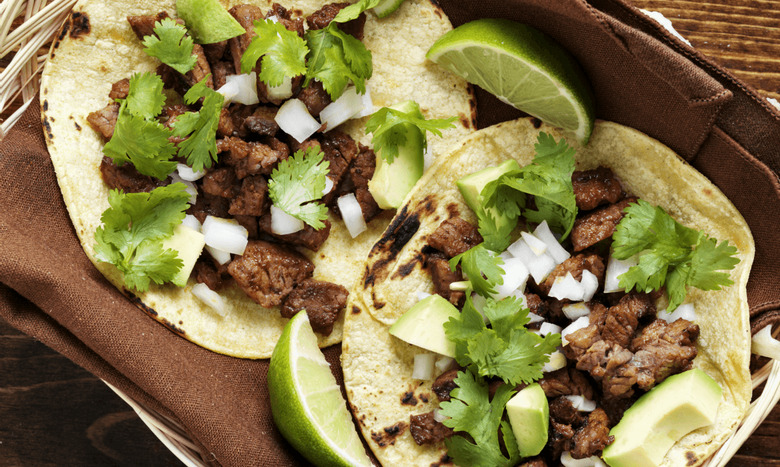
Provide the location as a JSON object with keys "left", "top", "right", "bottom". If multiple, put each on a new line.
{"left": 342, "top": 118, "right": 754, "bottom": 466}
{"left": 40, "top": 0, "right": 475, "bottom": 358}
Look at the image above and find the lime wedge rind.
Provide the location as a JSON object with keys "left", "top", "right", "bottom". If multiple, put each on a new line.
{"left": 427, "top": 18, "right": 595, "bottom": 143}
{"left": 269, "top": 312, "right": 372, "bottom": 467}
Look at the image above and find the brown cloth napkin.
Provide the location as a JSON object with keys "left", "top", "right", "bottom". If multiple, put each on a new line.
{"left": 1, "top": 0, "right": 778, "bottom": 466}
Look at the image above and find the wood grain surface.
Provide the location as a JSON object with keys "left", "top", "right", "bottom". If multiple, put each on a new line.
{"left": 1, "top": 0, "right": 779, "bottom": 466}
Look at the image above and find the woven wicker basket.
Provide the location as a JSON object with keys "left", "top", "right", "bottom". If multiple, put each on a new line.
{"left": 2, "top": 2, "right": 778, "bottom": 465}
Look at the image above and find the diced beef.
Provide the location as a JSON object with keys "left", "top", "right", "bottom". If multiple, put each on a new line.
{"left": 306, "top": 2, "right": 366, "bottom": 39}
{"left": 573, "top": 340, "right": 637, "bottom": 399}
{"left": 160, "top": 104, "right": 191, "bottom": 143}
{"left": 217, "top": 104, "right": 255, "bottom": 139}
{"left": 545, "top": 420, "right": 574, "bottom": 461}
{"left": 202, "top": 167, "right": 240, "bottom": 198}
{"left": 343, "top": 144, "right": 382, "bottom": 221}
{"left": 520, "top": 458, "right": 548, "bottom": 467}
{"left": 601, "top": 293, "right": 655, "bottom": 348}
{"left": 127, "top": 12, "right": 170, "bottom": 41}
{"left": 229, "top": 175, "right": 268, "bottom": 216}
{"left": 572, "top": 167, "right": 624, "bottom": 211}
{"left": 570, "top": 197, "right": 637, "bottom": 252}
{"left": 538, "top": 368, "right": 595, "bottom": 400}
{"left": 156, "top": 63, "right": 187, "bottom": 94}
{"left": 539, "top": 252, "right": 605, "bottom": 296}
{"left": 228, "top": 4, "right": 265, "bottom": 73}
{"left": 409, "top": 412, "right": 454, "bottom": 446}
{"left": 243, "top": 106, "right": 280, "bottom": 137}
{"left": 280, "top": 279, "right": 348, "bottom": 335}
{"left": 570, "top": 408, "right": 613, "bottom": 459}
{"left": 203, "top": 41, "right": 228, "bottom": 64}
{"left": 86, "top": 101, "right": 119, "bottom": 140}
{"left": 212, "top": 60, "right": 233, "bottom": 89}
{"left": 296, "top": 80, "right": 332, "bottom": 117}
{"left": 99, "top": 156, "right": 167, "bottom": 193}
{"left": 220, "top": 136, "right": 290, "bottom": 178}
{"left": 630, "top": 318, "right": 699, "bottom": 390}
{"left": 188, "top": 192, "right": 231, "bottom": 223}
{"left": 233, "top": 214, "right": 259, "bottom": 239}
{"left": 185, "top": 44, "right": 214, "bottom": 88}
{"left": 432, "top": 368, "right": 459, "bottom": 403}
{"left": 108, "top": 78, "right": 130, "bottom": 100}
{"left": 424, "top": 251, "right": 465, "bottom": 307}
{"left": 600, "top": 394, "right": 638, "bottom": 427}
{"left": 549, "top": 396, "right": 584, "bottom": 426}
{"left": 193, "top": 255, "right": 229, "bottom": 290}
{"left": 227, "top": 240, "right": 314, "bottom": 307}
{"left": 427, "top": 217, "right": 483, "bottom": 259}
{"left": 320, "top": 131, "right": 359, "bottom": 205}
{"left": 258, "top": 214, "right": 332, "bottom": 252}
{"left": 267, "top": 3, "right": 305, "bottom": 37}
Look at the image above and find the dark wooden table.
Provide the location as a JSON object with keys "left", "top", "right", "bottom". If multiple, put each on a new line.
{"left": 1, "top": 0, "right": 778, "bottom": 465}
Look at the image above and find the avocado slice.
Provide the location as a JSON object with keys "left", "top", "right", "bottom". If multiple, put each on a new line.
{"left": 456, "top": 159, "right": 520, "bottom": 233}
{"left": 602, "top": 369, "right": 722, "bottom": 467}
{"left": 177, "top": 0, "right": 246, "bottom": 44}
{"left": 367, "top": 101, "right": 425, "bottom": 210}
{"left": 506, "top": 383, "right": 549, "bottom": 457}
{"left": 388, "top": 295, "right": 459, "bottom": 357}
{"left": 161, "top": 223, "right": 206, "bottom": 287}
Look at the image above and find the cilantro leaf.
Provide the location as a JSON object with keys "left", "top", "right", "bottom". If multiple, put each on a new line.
{"left": 124, "top": 72, "right": 166, "bottom": 119}
{"left": 440, "top": 371, "right": 520, "bottom": 467}
{"left": 333, "top": 0, "right": 382, "bottom": 22}
{"left": 175, "top": 78, "right": 223, "bottom": 172}
{"left": 305, "top": 24, "right": 372, "bottom": 99}
{"left": 142, "top": 18, "right": 197, "bottom": 75}
{"left": 103, "top": 101, "right": 177, "bottom": 180}
{"left": 240, "top": 19, "right": 308, "bottom": 86}
{"left": 268, "top": 146, "right": 330, "bottom": 229}
{"left": 366, "top": 102, "right": 457, "bottom": 163}
{"left": 449, "top": 244, "right": 505, "bottom": 297}
{"left": 93, "top": 184, "right": 190, "bottom": 291}
{"left": 613, "top": 199, "right": 740, "bottom": 311}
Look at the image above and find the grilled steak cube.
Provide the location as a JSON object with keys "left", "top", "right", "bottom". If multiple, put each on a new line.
{"left": 280, "top": 279, "right": 348, "bottom": 335}
{"left": 572, "top": 167, "right": 624, "bottom": 211}
{"left": 427, "top": 217, "right": 483, "bottom": 258}
{"left": 570, "top": 197, "right": 637, "bottom": 252}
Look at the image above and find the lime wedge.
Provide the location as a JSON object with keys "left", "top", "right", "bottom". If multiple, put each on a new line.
{"left": 268, "top": 312, "right": 372, "bottom": 467}
{"left": 427, "top": 18, "right": 595, "bottom": 143}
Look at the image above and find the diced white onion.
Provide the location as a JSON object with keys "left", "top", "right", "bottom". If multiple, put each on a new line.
{"left": 217, "top": 72, "right": 259, "bottom": 105}
{"left": 507, "top": 237, "right": 534, "bottom": 262}
{"left": 354, "top": 85, "right": 374, "bottom": 118}
{"left": 416, "top": 291, "right": 431, "bottom": 301}
{"left": 549, "top": 272, "right": 585, "bottom": 301}
{"left": 658, "top": 302, "right": 697, "bottom": 323}
{"left": 435, "top": 356, "right": 454, "bottom": 373}
{"left": 521, "top": 231, "right": 547, "bottom": 256}
{"left": 320, "top": 86, "right": 364, "bottom": 132}
{"left": 270, "top": 205, "right": 304, "bottom": 235}
{"left": 543, "top": 350, "right": 567, "bottom": 372}
{"left": 492, "top": 257, "right": 529, "bottom": 300}
{"left": 561, "top": 451, "right": 607, "bottom": 467}
{"left": 752, "top": 325, "right": 780, "bottom": 360}
{"left": 206, "top": 245, "right": 232, "bottom": 265}
{"left": 176, "top": 163, "right": 205, "bottom": 182}
{"left": 182, "top": 214, "right": 202, "bottom": 232}
{"left": 337, "top": 193, "right": 367, "bottom": 238}
{"left": 534, "top": 221, "right": 571, "bottom": 264}
{"left": 498, "top": 250, "right": 514, "bottom": 262}
{"left": 562, "top": 302, "right": 591, "bottom": 321}
{"left": 191, "top": 283, "right": 227, "bottom": 316}
{"left": 562, "top": 316, "right": 591, "bottom": 345}
{"left": 170, "top": 173, "right": 198, "bottom": 205}
{"left": 275, "top": 98, "right": 322, "bottom": 143}
{"left": 266, "top": 76, "right": 293, "bottom": 101}
{"left": 538, "top": 322, "right": 562, "bottom": 336}
{"left": 202, "top": 215, "right": 249, "bottom": 255}
{"left": 604, "top": 253, "right": 639, "bottom": 293}
{"left": 525, "top": 251, "right": 557, "bottom": 284}
{"left": 433, "top": 408, "right": 449, "bottom": 423}
{"left": 564, "top": 395, "right": 597, "bottom": 412}
{"left": 449, "top": 281, "right": 471, "bottom": 291}
{"left": 527, "top": 312, "right": 544, "bottom": 324}
{"left": 580, "top": 269, "right": 599, "bottom": 302}
{"left": 322, "top": 177, "right": 334, "bottom": 196}
{"left": 412, "top": 353, "right": 436, "bottom": 380}
{"left": 423, "top": 145, "right": 434, "bottom": 171}
{"left": 266, "top": 15, "right": 279, "bottom": 22}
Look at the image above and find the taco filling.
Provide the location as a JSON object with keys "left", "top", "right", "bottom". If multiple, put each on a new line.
{"left": 342, "top": 118, "right": 753, "bottom": 467}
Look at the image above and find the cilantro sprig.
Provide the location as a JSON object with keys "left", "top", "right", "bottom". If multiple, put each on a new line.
{"left": 366, "top": 102, "right": 457, "bottom": 163}
{"left": 440, "top": 371, "right": 520, "bottom": 467}
{"left": 240, "top": 19, "right": 308, "bottom": 85}
{"left": 142, "top": 18, "right": 197, "bottom": 74}
{"left": 173, "top": 78, "right": 224, "bottom": 172}
{"left": 94, "top": 184, "right": 191, "bottom": 292}
{"left": 305, "top": 24, "right": 372, "bottom": 99}
{"left": 449, "top": 244, "right": 505, "bottom": 298}
{"left": 612, "top": 199, "right": 739, "bottom": 311}
{"left": 445, "top": 295, "right": 561, "bottom": 385}
{"left": 479, "top": 133, "right": 577, "bottom": 250}
{"left": 268, "top": 146, "right": 330, "bottom": 229}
